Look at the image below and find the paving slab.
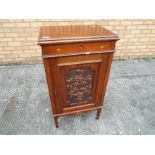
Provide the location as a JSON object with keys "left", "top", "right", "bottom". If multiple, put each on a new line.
{"left": 0, "top": 60, "right": 155, "bottom": 134}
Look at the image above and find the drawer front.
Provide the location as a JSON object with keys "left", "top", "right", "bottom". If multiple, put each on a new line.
{"left": 42, "top": 41, "right": 116, "bottom": 56}
{"left": 49, "top": 53, "right": 112, "bottom": 114}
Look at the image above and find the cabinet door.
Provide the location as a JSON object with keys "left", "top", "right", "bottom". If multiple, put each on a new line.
{"left": 50, "top": 54, "right": 110, "bottom": 114}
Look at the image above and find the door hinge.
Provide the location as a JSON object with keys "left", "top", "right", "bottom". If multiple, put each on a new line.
{"left": 53, "top": 89, "right": 57, "bottom": 96}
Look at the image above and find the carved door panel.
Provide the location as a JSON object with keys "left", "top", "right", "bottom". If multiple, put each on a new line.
{"left": 64, "top": 67, "right": 95, "bottom": 105}
{"left": 60, "top": 63, "right": 99, "bottom": 111}
{"left": 50, "top": 54, "right": 109, "bottom": 113}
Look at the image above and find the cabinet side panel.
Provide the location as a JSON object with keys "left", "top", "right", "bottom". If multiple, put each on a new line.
{"left": 43, "top": 58, "right": 57, "bottom": 114}
{"left": 100, "top": 52, "right": 114, "bottom": 106}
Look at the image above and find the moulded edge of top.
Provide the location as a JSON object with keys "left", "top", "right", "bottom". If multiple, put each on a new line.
{"left": 38, "top": 25, "right": 120, "bottom": 45}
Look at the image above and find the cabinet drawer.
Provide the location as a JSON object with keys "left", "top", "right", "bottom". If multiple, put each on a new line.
{"left": 42, "top": 41, "right": 116, "bottom": 56}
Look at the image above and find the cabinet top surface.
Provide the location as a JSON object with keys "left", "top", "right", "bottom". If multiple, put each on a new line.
{"left": 38, "top": 25, "right": 119, "bottom": 45}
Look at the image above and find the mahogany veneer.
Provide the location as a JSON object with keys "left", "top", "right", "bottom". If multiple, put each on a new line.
{"left": 38, "top": 25, "right": 119, "bottom": 128}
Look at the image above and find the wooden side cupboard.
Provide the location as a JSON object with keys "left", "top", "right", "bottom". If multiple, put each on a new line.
{"left": 38, "top": 25, "right": 119, "bottom": 128}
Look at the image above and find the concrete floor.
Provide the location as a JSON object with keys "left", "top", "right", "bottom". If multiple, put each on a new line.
{"left": 0, "top": 60, "right": 155, "bottom": 135}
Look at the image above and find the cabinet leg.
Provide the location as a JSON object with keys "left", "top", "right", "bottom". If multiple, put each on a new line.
{"left": 54, "top": 117, "right": 59, "bottom": 128}
{"left": 96, "top": 109, "right": 102, "bottom": 120}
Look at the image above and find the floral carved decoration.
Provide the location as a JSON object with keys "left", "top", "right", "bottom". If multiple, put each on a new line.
{"left": 65, "top": 68, "right": 94, "bottom": 105}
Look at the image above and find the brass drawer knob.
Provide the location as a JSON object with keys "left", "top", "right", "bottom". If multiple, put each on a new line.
{"left": 79, "top": 44, "right": 85, "bottom": 49}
